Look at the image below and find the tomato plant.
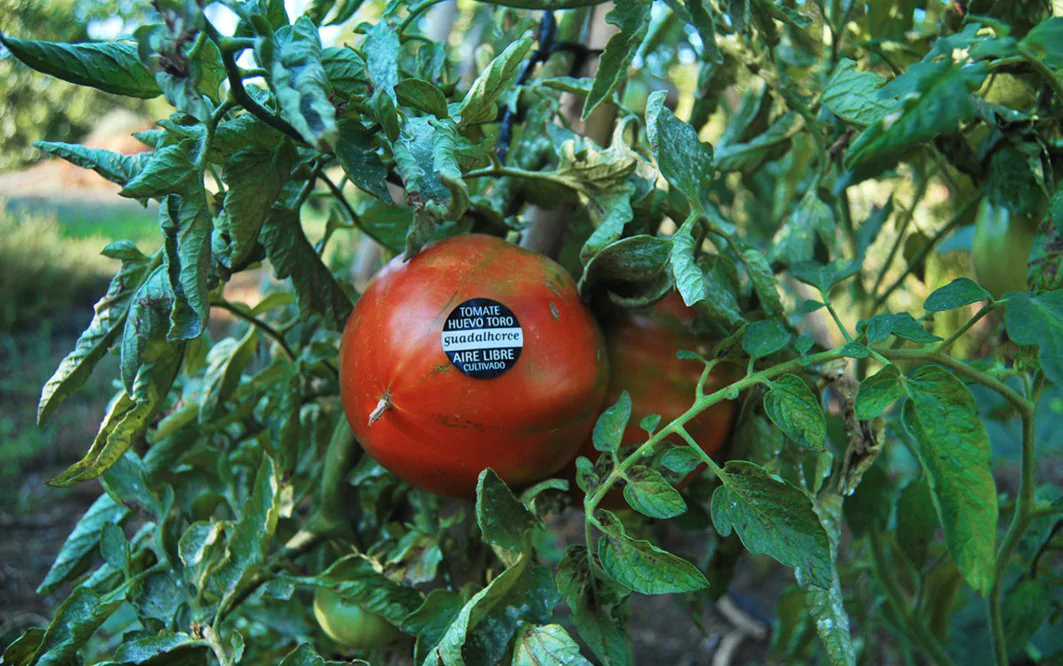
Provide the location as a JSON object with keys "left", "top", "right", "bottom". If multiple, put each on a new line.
{"left": 339, "top": 233, "right": 608, "bottom": 497}
{"left": 2, "top": 1, "right": 1063, "bottom": 665}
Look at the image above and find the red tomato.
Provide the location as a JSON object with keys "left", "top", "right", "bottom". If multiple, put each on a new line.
{"left": 575, "top": 293, "right": 737, "bottom": 495}
{"left": 339, "top": 234, "right": 609, "bottom": 498}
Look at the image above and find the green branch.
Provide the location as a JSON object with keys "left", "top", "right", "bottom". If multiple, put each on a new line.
{"left": 872, "top": 193, "right": 980, "bottom": 313}
{"left": 210, "top": 300, "right": 296, "bottom": 362}
{"left": 988, "top": 373, "right": 1042, "bottom": 665}
{"left": 201, "top": 19, "right": 307, "bottom": 146}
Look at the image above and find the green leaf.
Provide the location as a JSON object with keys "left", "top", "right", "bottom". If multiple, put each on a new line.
{"left": 796, "top": 494, "right": 856, "bottom": 666}
{"left": 260, "top": 206, "right": 354, "bottom": 330}
{"left": 896, "top": 476, "right": 936, "bottom": 567}
{"left": 423, "top": 558, "right": 558, "bottom": 666}
{"left": 1002, "top": 578, "right": 1052, "bottom": 651}
{"left": 119, "top": 141, "right": 198, "bottom": 199}
{"left": 286, "top": 554, "right": 424, "bottom": 625}
{"left": 457, "top": 37, "right": 533, "bottom": 125}
{"left": 855, "top": 198, "right": 893, "bottom": 257}
{"left": 583, "top": 0, "right": 651, "bottom": 119}
{"left": 789, "top": 259, "right": 862, "bottom": 294}
{"left": 714, "top": 112, "right": 799, "bottom": 173}
{"left": 646, "top": 90, "right": 714, "bottom": 210}
{"left": 1004, "top": 291, "right": 1063, "bottom": 386}
{"left": 322, "top": 46, "right": 370, "bottom": 99}
{"left": 901, "top": 365, "right": 998, "bottom": 595}
{"left": 1, "top": 629, "right": 44, "bottom": 666}
{"left": 661, "top": 447, "right": 700, "bottom": 476}
{"left": 277, "top": 643, "right": 350, "bottom": 666}
{"left": 396, "top": 78, "right": 450, "bottom": 118}
{"left": 99, "top": 631, "right": 213, "bottom": 665}
{"left": 209, "top": 456, "right": 282, "bottom": 605}
{"left": 257, "top": 16, "right": 338, "bottom": 148}
{"left": 735, "top": 239, "right": 785, "bottom": 316}
{"left": 25, "top": 576, "right": 138, "bottom": 665}
{"left": 0, "top": 34, "right": 161, "bottom": 98}
{"left": 1028, "top": 187, "right": 1063, "bottom": 292}
{"left": 34, "top": 141, "right": 150, "bottom": 187}
{"left": 393, "top": 116, "right": 469, "bottom": 223}
{"left": 37, "top": 494, "right": 130, "bottom": 595}
{"left": 924, "top": 277, "right": 990, "bottom": 312}
{"left": 1020, "top": 17, "right": 1063, "bottom": 70}
{"left": 623, "top": 467, "right": 687, "bottom": 519}
{"left": 364, "top": 19, "right": 400, "bottom": 100}
{"left": 593, "top": 391, "right": 631, "bottom": 453}
{"left": 763, "top": 375, "right": 827, "bottom": 451}
{"left": 711, "top": 461, "right": 832, "bottom": 588}
{"left": 742, "top": 320, "right": 792, "bottom": 358}
{"left": 99, "top": 523, "right": 130, "bottom": 573}
{"left": 402, "top": 589, "right": 465, "bottom": 665}
{"left": 220, "top": 139, "right": 298, "bottom": 267}
{"left": 854, "top": 364, "right": 904, "bottom": 419}
{"left": 565, "top": 135, "right": 640, "bottom": 264}
{"left": 670, "top": 217, "right": 708, "bottom": 307}
{"left": 821, "top": 58, "right": 890, "bottom": 126}
{"left": 51, "top": 316, "right": 183, "bottom": 487}
{"left": 846, "top": 61, "right": 988, "bottom": 169}
{"left": 578, "top": 235, "right": 673, "bottom": 302}
{"left": 772, "top": 188, "right": 835, "bottom": 266}
{"left": 555, "top": 547, "right": 631, "bottom": 666}
{"left": 596, "top": 510, "right": 709, "bottom": 594}
{"left": 38, "top": 243, "right": 152, "bottom": 424}
{"left": 863, "top": 312, "right": 942, "bottom": 344}
{"left": 159, "top": 192, "right": 213, "bottom": 341}
{"left": 334, "top": 120, "right": 391, "bottom": 202}
{"left": 476, "top": 469, "right": 540, "bottom": 552}
{"left": 198, "top": 327, "right": 258, "bottom": 423}
{"left": 512, "top": 624, "right": 593, "bottom": 666}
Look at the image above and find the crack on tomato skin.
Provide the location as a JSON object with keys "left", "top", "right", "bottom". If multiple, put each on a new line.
{"left": 550, "top": 302, "right": 560, "bottom": 320}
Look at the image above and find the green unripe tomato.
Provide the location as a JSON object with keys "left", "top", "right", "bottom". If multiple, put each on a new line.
{"left": 972, "top": 198, "right": 1039, "bottom": 298}
{"left": 313, "top": 588, "right": 400, "bottom": 650}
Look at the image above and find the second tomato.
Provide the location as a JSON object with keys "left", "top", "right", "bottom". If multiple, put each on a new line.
{"left": 575, "top": 294, "right": 737, "bottom": 491}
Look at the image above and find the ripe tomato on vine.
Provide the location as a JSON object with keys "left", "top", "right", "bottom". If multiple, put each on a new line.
{"left": 339, "top": 234, "right": 609, "bottom": 497}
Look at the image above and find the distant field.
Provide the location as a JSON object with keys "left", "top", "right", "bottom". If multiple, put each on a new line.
{"left": 2, "top": 196, "right": 160, "bottom": 245}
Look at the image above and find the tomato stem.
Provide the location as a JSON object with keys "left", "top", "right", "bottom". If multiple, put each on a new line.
{"left": 368, "top": 391, "right": 392, "bottom": 426}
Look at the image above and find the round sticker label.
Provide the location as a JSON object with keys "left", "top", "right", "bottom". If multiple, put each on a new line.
{"left": 441, "top": 298, "right": 524, "bottom": 379}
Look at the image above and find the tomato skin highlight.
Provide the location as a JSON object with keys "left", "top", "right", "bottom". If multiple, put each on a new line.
{"left": 574, "top": 294, "right": 737, "bottom": 498}
{"left": 313, "top": 588, "right": 400, "bottom": 650}
{"left": 339, "top": 234, "right": 609, "bottom": 498}
{"left": 972, "top": 198, "right": 1038, "bottom": 298}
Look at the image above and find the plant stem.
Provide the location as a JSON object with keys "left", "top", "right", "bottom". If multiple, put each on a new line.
{"left": 988, "top": 375, "right": 1040, "bottom": 665}
{"left": 211, "top": 300, "right": 296, "bottom": 362}
{"left": 1018, "top": 45, "right": 1063, "bottom": 107}
{"left": 318, "top": 170, "right": 381, "bottom": 246}
{"left": 201, "top": 18, "right": 307, "bottom": 145}
{"left": 869, "top": 530, "right": 955, "bottom": 666}
{"left": 397, "top": 0, "right": 449, "bottom": 33}
{"left": 822, "top": 297, "right": 854, "bottom": 343}
{"left": 932, "top": 301, "right": 1001, "bottom": 353}
{"left": 870, "top": 172, "right": 933, "bottom": 298}
{"left": 885, "top": 348, "right": 1032, "bottom": 415}
{"left": 872, "top": 193, "right": 980, "bottom": 313}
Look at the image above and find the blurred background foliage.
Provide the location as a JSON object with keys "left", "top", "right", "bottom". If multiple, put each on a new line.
{"left": 0, "top": 0, "right": 154, "bottom": 171}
